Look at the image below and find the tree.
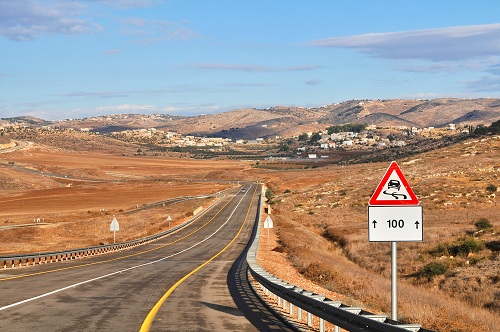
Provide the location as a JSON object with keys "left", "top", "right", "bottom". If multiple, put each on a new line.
{"left": 327, "top": 123, "right": 367, "bottom": 134}
{"left": 298, "top": 133, "right": 308, "bottom": 141}
{"left": 278, "top": 138, "right": 293, "bottom": 152}
{"left": 309, "top": 132, "right": 322, "bottom": 144}
{"left": 474, "top": 120, "right": 500, "bottom": 135}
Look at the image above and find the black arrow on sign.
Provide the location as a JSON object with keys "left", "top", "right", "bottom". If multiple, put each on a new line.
{"left": 415, "top": 221, "right": 420, "bottom": 229}
{"left": 372, "top": 220, "right": 377, "bottom": 228}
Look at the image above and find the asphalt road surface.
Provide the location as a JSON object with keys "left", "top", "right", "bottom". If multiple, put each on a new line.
{"left": 0, "top": 183, "right": 296, "bottom": 332}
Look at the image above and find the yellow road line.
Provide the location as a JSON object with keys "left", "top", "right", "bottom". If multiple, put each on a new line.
{"left": 0, "top": 195, "right": 235, "bottom": 282}
{"left": 139, "top": 185, "right": 257, "bottom": 332}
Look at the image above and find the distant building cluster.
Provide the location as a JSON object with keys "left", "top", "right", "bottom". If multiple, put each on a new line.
{"left": 0, "top": 116, "right": 477, "bottom": 158}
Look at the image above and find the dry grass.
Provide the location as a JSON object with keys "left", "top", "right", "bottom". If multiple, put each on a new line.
{"left": 261, "top": 136, "right": 499, "bottom": 331}
{"left": 0, "top": 147, "right": 245, "bottom": 253}
{"left": 0, "top": 135, "right": 498, "bottom": 331}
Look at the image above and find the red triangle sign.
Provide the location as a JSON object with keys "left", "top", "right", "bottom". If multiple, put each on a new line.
{"left": 369, "top": 161, "right": 419, "bottom": 205}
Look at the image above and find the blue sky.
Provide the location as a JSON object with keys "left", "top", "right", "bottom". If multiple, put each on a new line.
{"left": 1, "top": 0, "right": 500, "bottom": 120}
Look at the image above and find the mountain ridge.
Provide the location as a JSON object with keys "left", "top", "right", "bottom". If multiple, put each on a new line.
{"left": 2, "top": 98, "right": 499, "bottom": 140}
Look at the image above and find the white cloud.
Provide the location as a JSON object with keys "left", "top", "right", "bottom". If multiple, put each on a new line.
{"left": 193, "top": 63, "right": 322, "bottom": 72}
{"left": 305, "top": 79, "right": 323, "bottom": 86}
{"left": 57, "top": 91, "right": 129, "bottom": 98}
{"left": 0, "top": 0, "right": 102, "bottom": 41}
{"left": 95, "top": 104, "right": 158, "bottom": 112}
{"left": 310, "top": 23, "right": 500, "bottom": 61}
{"left": 93, "top": 103, "right": 227, "bottom": 117}
{"left": 223, "top": 82, "right": 272, "bottom": 87}
{"left": 122, "top": 17, "right": 199, "bottom": 43}
{"left": 97, "top": 0, "right": 160, "bottom": 9}
{"left": 465, "top": 76, "right": 500, "bottom": 93}
{"left": 104, "top": 49, "right": 123, "bottom": 55}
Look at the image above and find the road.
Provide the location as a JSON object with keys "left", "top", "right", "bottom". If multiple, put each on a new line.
{"left": 0, "top": 183, "right": 295, "bottom": 331}
{"left": 0, "top": 140, "right": 30, "bottom": 154}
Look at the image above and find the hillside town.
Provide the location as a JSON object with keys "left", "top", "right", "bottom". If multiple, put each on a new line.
{"left": 0, "top": 117, "right": 477, "bottom": 160}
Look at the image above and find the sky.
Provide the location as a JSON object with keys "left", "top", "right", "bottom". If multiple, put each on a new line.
{"left": 1, "top": 0, "right": 500, "bottom": 121}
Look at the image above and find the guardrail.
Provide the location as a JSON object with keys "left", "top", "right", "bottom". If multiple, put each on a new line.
{"left": 1, "top": 190, "right": 232, "bottom": 269}
{"left": 246, "top": 194, "right": 433, "bottom": 332}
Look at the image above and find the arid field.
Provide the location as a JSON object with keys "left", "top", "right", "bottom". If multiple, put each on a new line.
{"left": 0, "top": 135, "right": 498, "bottom": 332}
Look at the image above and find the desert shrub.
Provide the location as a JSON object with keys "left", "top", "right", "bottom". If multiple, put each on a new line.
{"left": 271, "top": 245, "right": 286, "bottom": 253}
{"left": 298, "top": 262, "right": 337, "bottom": 284}
{"left": 485, "top": 240, "right": 500, "bottom": 252}
{"left": 485, "top": 183, "right": 497, "bottom": 194}
{"left": 265, "top": 188, "right": 273, "bottom": 201}
{"left": 322, "top": 227, "right": 348, "bottom": 248}
{"left": 419, "top": 261, "right": 449, "bottom": 281}
{"left": 428, "top": 238, "right": 485, "bottom": 257}
{"left": 452, "top": 238, "right": 485, "bottom": 256}
{"left": 428, "top": 243, "right": 450, "bottom": 256}
{"left": 474, "top": 218, "right": 492, "bottom": 231}
{"left": 284, "top": 189, "right": 291, "bottom": 193}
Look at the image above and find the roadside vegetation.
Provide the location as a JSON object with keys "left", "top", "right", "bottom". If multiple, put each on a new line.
{"left": 263, "top": 134, "right": 499, "bottom": 331}
{"left": 2, "top": 117, "right": 499, "bottom": 331}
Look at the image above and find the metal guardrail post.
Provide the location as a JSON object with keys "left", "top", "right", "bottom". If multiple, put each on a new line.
{"left": 246, "top": 190, "right": 431, "bottom": 332}
{"left": 0, "top": 191, "right": 229, "bottom": 270}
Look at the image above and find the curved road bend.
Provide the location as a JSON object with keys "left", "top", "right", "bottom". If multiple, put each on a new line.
{"left": 0, "top": 183, "right": 296, "bottom": 331}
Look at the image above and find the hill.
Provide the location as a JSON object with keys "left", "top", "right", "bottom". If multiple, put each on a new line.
{"left": 2, "top": 98, "right": 499, "bottom": 140}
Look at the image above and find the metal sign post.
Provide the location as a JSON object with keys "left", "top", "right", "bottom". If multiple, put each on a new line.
{"left": 391, "top": 241, "right": 397, "bottom": 320}
{"left": 368, "top": 161, "right": 423, "bottom": 321}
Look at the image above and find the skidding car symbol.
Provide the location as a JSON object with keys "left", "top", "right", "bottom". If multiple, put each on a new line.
{"left": 382, "top": 179, "right": 407, "bottom": 199}
{"left": 387, "top": 179, "right": 401, "bottom": 191}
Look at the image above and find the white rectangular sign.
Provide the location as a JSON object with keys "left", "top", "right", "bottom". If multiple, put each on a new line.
{"left": 368, "top": 206, "right": 423, "bottom": 242}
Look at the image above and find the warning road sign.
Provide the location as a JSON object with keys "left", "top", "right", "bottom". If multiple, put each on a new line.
{"left": 369, "top": 161, "right": 419, "bottom": 205}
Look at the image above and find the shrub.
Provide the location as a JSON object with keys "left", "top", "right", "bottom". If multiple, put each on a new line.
{"left": 452, "top": 238, "right": 485, "bottom": 256}
{"left": 265, "top": 188, "right": 273, "bottom": 201}
{"left": 322, "top": 227, "right": 348, "bottom": 248}
{"left": 485, "top": 240, "right": 500, "bottom": 252}
{"left": 428, "top": 243, "right": 450, "bottom": 256}
{"left": 419, "top": 261, "right": 449, "bottom": 281}
{"left": 428, "top": 237, "right": 485, "bottom": 257}
{"left": 298, "top": 262, "right": 338, "bottom": 284}
{"left": 474, "top": 218, "right": 493, "bottom": 231}
{"left": 485, "top": 184, "right": 497, "bottom": 194}
{"left": 271, "top": 245, "right": 286, "bottom": 253}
